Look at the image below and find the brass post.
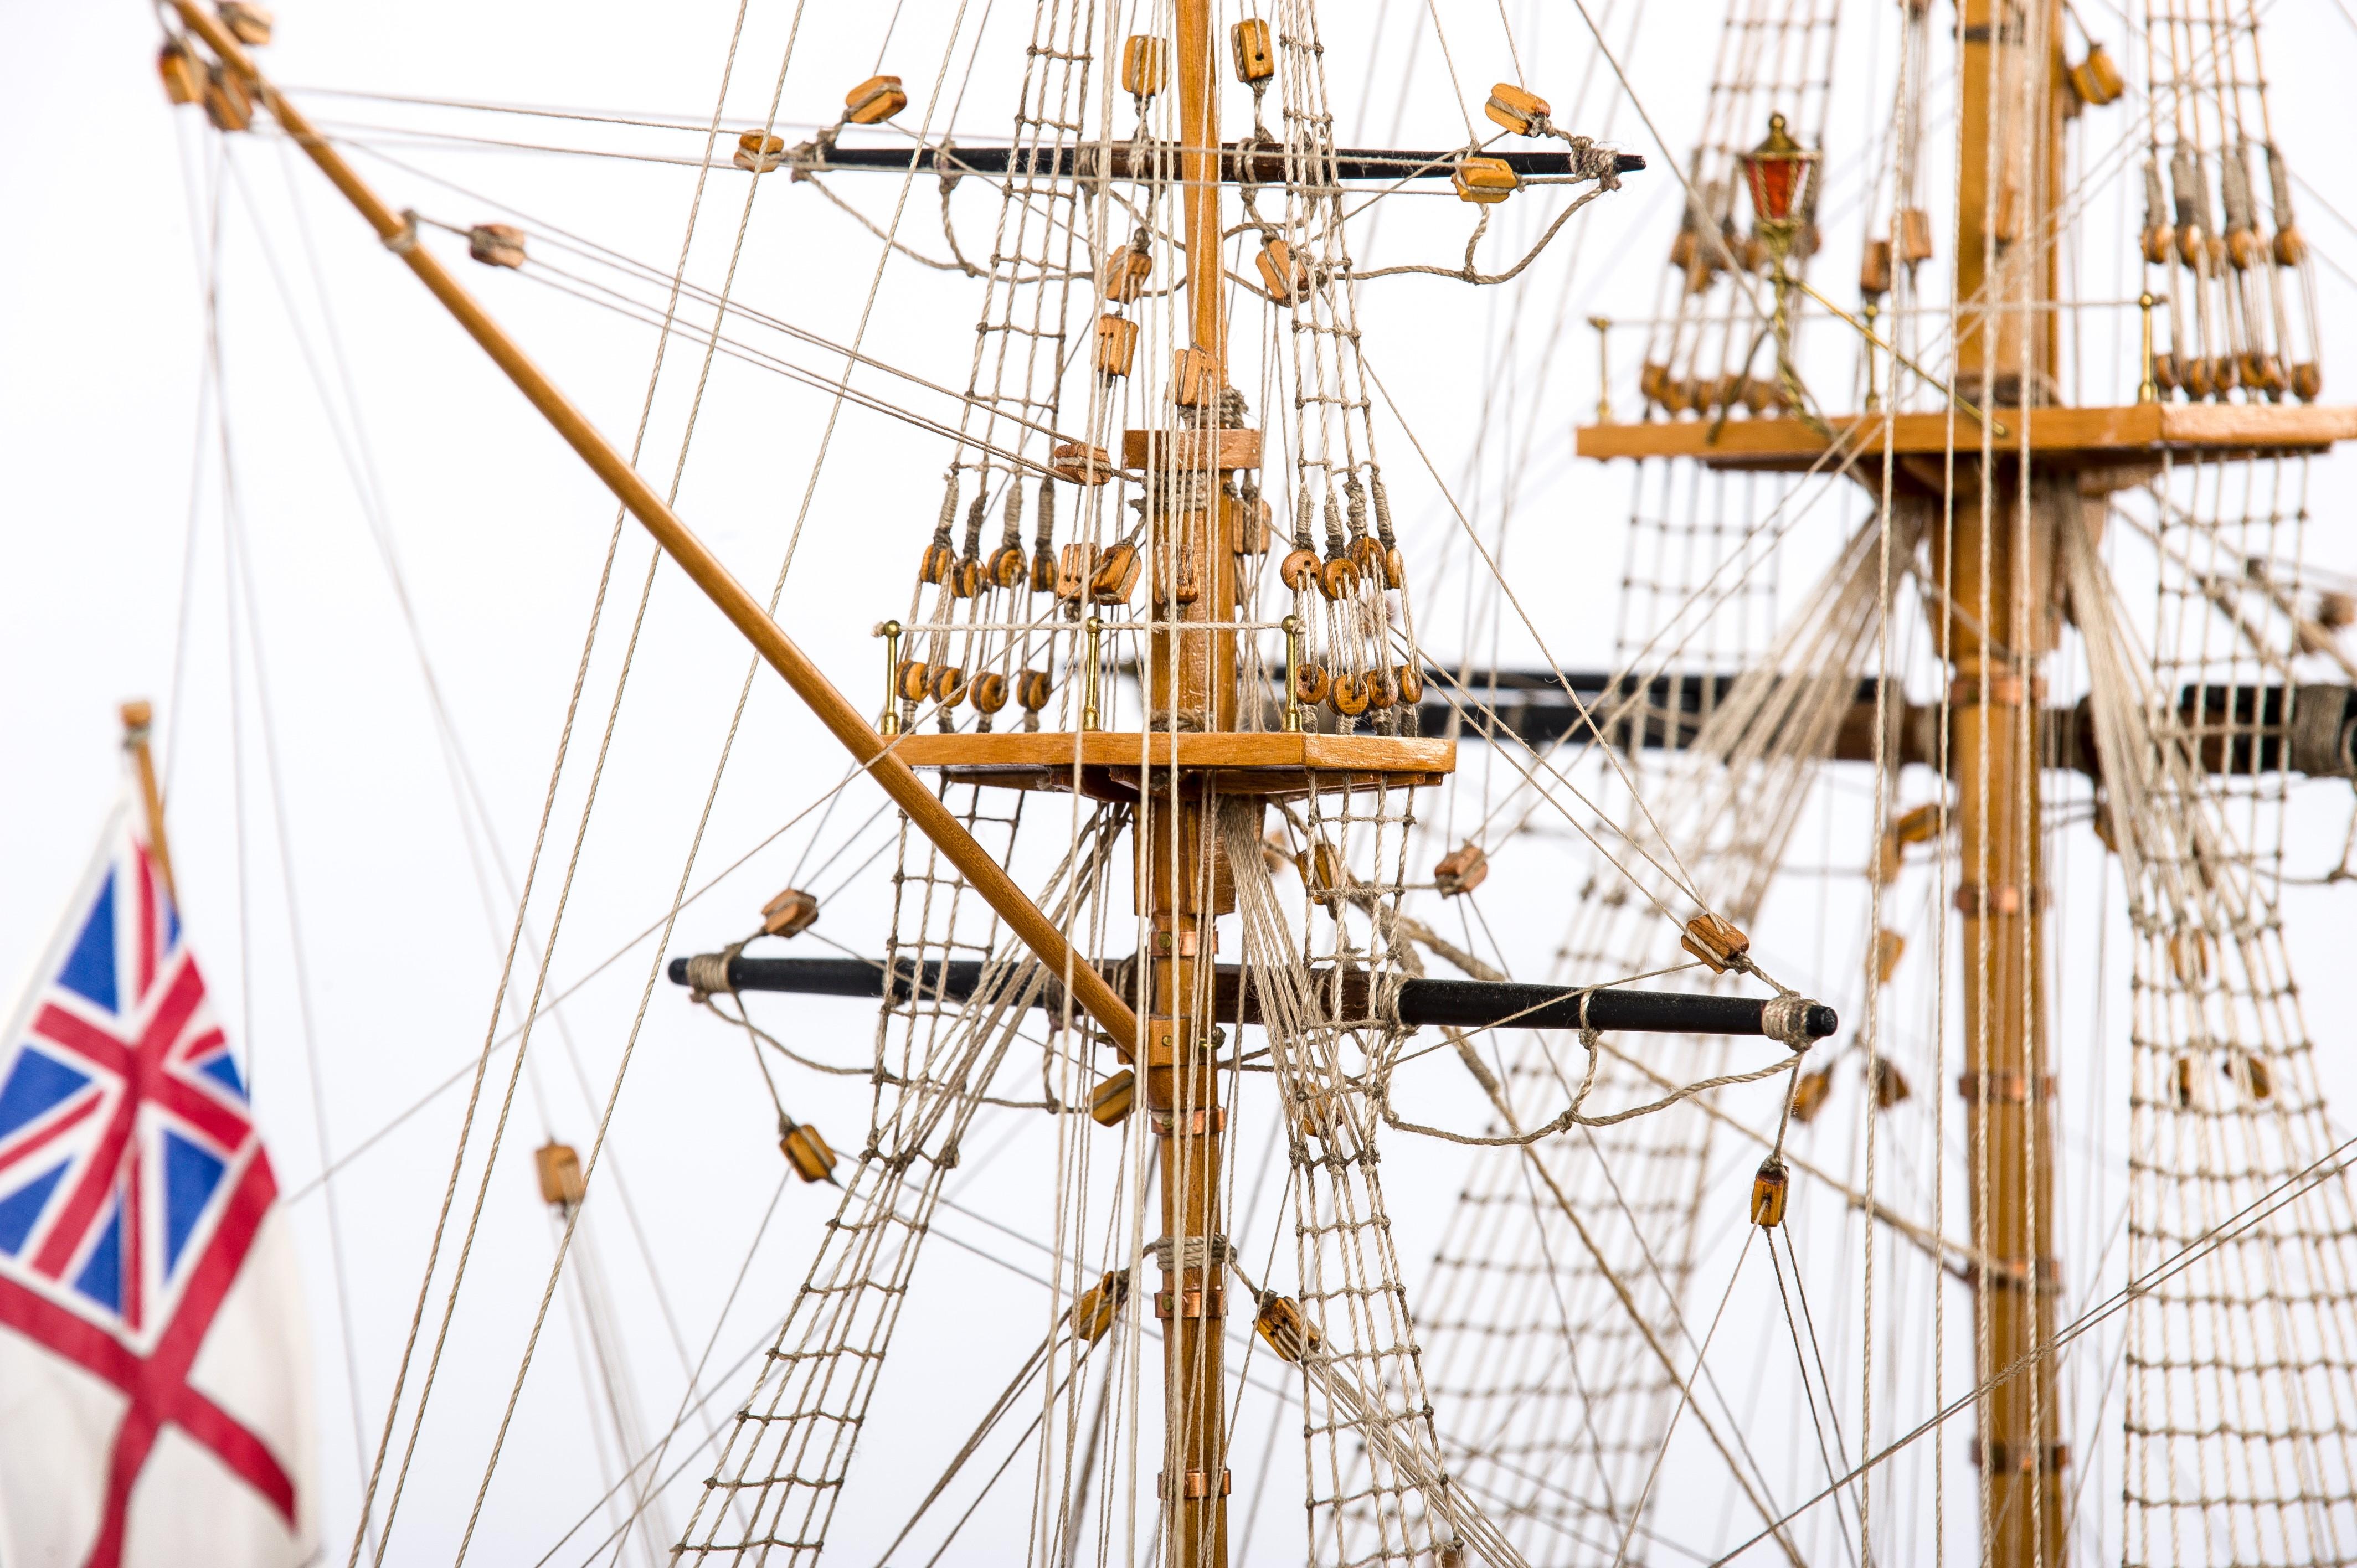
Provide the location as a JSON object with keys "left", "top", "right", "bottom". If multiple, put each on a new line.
{"left": 1589, "top": 315, "right": 1615, "bottom": 423}
{"left": 877, "top": 620, "right": 903, "bottom": 736}
{"left": 2137, "top": 291, "right": 2160, "bottom": 404}
{"left": 1082, "top": 616, "right": 1104, "bottom": 732}
{"left": 1281, "top": 614, "right": 1304, "bottom": 733}
{"left": 1862, "top": 300, "right": 1882, "bottom": 414}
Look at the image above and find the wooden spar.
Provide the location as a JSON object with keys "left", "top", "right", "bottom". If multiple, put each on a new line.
{"left": 164, "top": 0, "right": 1139, "bottom": 1058}
{"left": 1953, "top": 3, "right": 2068, "bottom": 1562}
{"left": 120, "top": 699, "right": 176, "bottom": 903}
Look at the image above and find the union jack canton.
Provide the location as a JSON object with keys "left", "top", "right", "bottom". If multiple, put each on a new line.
{"left": 0, "top": 808, "right": 305, "bottom": 1567}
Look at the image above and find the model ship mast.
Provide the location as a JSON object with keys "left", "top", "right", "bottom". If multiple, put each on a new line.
{"left": 1569, "top": 2, "right": 2356, "bottom": 1563}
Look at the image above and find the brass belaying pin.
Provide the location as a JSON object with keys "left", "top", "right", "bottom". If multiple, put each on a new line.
{"left": 1588, "top": 316, "right": 1614, "bottom": 424}
{"left": 2136, "top": 291, "right": 2160, "bottom": 405}
{"left": 1082, "top": 616, "right": 1104, "bottom": 732}
{"left": 877, "top": 620, "right": 903, "bottom": 736}
{"left": 1281, "top": 614, "right": 1305, "bottom": 733}
{"left": 1861, "top": 300, "right": 1882, "bottom": 414}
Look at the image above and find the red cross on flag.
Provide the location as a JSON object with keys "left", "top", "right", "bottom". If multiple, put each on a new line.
{"left": 0, "top": 803, "right": 315, "bottom": 1566}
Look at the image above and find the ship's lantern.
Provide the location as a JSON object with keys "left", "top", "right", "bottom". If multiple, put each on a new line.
{"left": 1736, "top": 112, "right": 1816, "bottom": 244}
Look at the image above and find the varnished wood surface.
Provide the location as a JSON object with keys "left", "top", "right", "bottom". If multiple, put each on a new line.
{"left": 892, "top": 729, "right": 1455, "bottom": 774}
{"left": 1121, "top": 427, "right": 1264, "bottom": 471}
{"left": 1574, "top": 401, "right": 2357, "bottom": 469}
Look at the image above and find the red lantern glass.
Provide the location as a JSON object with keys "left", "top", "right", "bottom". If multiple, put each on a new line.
{"left": 1737, "top": 112, "right": 1816, "bottom": 236}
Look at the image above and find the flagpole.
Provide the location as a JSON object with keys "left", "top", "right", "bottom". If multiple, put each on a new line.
{"left": 120, "top": 699, "right": 177, "bottom": 905}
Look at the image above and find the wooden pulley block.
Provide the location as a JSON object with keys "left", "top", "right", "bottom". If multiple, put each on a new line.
{"left": 761, "top": 887, "right": 820, "bottom": 938}
{"left": 2068, "top": 43, "right": 2124, "bottom": 106}
{"left": 1049, "top": 441, "right": 1115, "bottom": 486}
{"left": 534, "top": 1142, "right": 586, "bottom": 1207}
{"left": 1871, "top": 1059, "right": 1911, "bottom": 1110}
{"left": 468, "top": 224, "right": 527, "bottom": 269}
{"left": 1484, "top": 82, "right": 1550, "bottom": 137}
{"left": 987, "top": 544, "right": 1030, "bottom": 589}
{"left": 1393, "top": 664, "right": 1423, "bottom": 705}
{"left": 1253, "top": 1293, "right": 1324, "bottom": 1363}
{"left": 2242, "top": 352, "right": 2285, "bottom": 395}
{"left": 1638, "top": 361, "right": 1672, "bottom": 409}
{"left": 1291, "top": 661, "right": 1330, "bottom": 706}
{"left": 2174, "top": 223, "right": 2207, "bottom": 271}
{"left": 202, "top": 66, "right": 254, "bottom": 132}
{"left": 1016, "top": 668, "right": 1053, "bottom": 711}
{"left": 1151, "top": 535, "right": 1202, "bottom": 605}
{"left": 1230, "top": 17, "right": 1276, "bottom": 84}
{"left": 1789, "top": 1067, "right": 1832, "bottom": 1125}
{"left": 1680, "top": 911, "right": 1750, "bottom": 973}
{"left": 970, "top": 671, "right": 1010, "bottom": 714}
{"left": 1897, "top": 207, "right": 1934, "bottom": 265}
{"left": 1741, "top": 377, "right": 1774, "bottom": 416}
{"left": 1172, "top": 347, "right": 1222, "bottom": 408}
{"left": 918, "top": 540, "right": 955, "bottom": 584}
{"left": 2171, "top": 1055, "right": 2197, "bottom": 1110}
{"left": 2227, "top": 228, "right": 2268, "bottom": 271}
{"left": 1749, "top": 1157, "right": 1789, "bottom": 1228}
{"left": 779, "top": 1119, "right": 837, "bottom": 1183}
{"left": 1055, "top": 542, "right": 1097, "bottom": 600}
{"left": 1451, "top": 155, "right": 1520, "bottom": 205}
{"left": 845, "top": 74, "right": 907, "bottom": 125}
{"left": 1859, "top": 238, "right": 1893, "bottom": 298}
{"left": 2152, "top": 351, "right": 2181, "bottom": 393}
{"left": 1346, "top": 535, "right": 1385, "bottom": 578}
{"left": 1872, "top": 927, "right": 1906, "bottom": 986}
{"left": 1256, "top": 239, "right": 1310, "bottom": 304}
{"left": 951, "top": 555, "right": 985, "bottom": 597}
{"left": 1230, "top": 493, "right": 1273, "bottom": 553}
{"left": 1029, "top": 544, "right": 1057, "bottom": 590}
{"left": 2140, "top": 224, "right": 2175, "bottom": 267}
{"left": 1327, "top": 671, "right": 1371, "bottom": 716}
{"left": 1101, "top": 243, "right": 1152, "bottom": 304}
{"left": 1669, "top": 228, "right": 1699, "bottom": 271}
{"left": 1433, "top": 842, "right": 1486, "bottom": 898}
{"left": 734, "top": 131, "right": 789, "bottom": 173}
{"left": 1657, "top": 376, "right": 1693, "bottom": 414}
{"left": 1121, "top": 34, "right": 1168, "bottom": 98}
{"left": 2233, "top": 1051, "right": 2273, "bottom": 1102}
{"left": 930, "top": 664, "right": 969, "bottom": 709}
{"left": 1295, "top": 839, "right": 1346, "bottom": 901}
{"left": 1094, "top": 314, "right": 1138, "bottom": 377}
{"left": 1089, "top": 1069, "right": 1135, "bottom": 1127}
{"left": 1317, "top": 556, "right": 1360, "bottom": 601}
{"left": 1069, "top": 1270, "right": 1130, "bottom": 1341}
{"left": 2183, "top": 357, "right": 2217, "bottom": 400}
{"left": 1089, "top": 542, "right": 1141, "bottom": 604}
{"left": 2292, "top": 362, "right": 2323, "bottom": 401}
{"left": 1278, "top": 549, "right": 1320, "bottom": 592}
{"left": 2319, "top": 591, "right": 2357, "bottom": 631}
{"left": 895, "top": 659, "right": 932, "bottom": 703}
{"left": 1366, "top": 670, "right": 1398, "bottom": 711}
{"left": 219, "top": 1, "right": 274, "bottom": 45}
{"left": 157, "top": 42, "right": 201, "bottom": 106}
{"left": 2169, "top": 927, "right": 2213, "bottom": 986}
{"left": 2275, "top": 224, "right": 2309, "bottom": 269}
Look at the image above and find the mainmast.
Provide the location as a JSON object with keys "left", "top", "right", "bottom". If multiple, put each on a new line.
{"left": 1947, "top": 3, "right": 2069, "bottom": 1562}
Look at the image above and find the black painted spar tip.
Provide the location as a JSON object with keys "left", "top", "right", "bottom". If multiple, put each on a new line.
{"left": 667, "top": 955, "right": 1836, "bottom": 1043}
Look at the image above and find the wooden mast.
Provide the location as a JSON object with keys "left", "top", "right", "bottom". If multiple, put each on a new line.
{"left": 1153, "top": 3, "right": 1233, "bottom": 1563}
{"left": 161, "top": 0, "right": 1138, "bottom": 1059}
{"left": 1947, "top": 2, "right": 2068, "bottom": 1563}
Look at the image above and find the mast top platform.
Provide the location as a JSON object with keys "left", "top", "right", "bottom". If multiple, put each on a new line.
{"left": 1575, "top": 401, "right": 2357, "bottom": 472}
{"left": 888, "top": 729, "right": 1454, "bottom": 800}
